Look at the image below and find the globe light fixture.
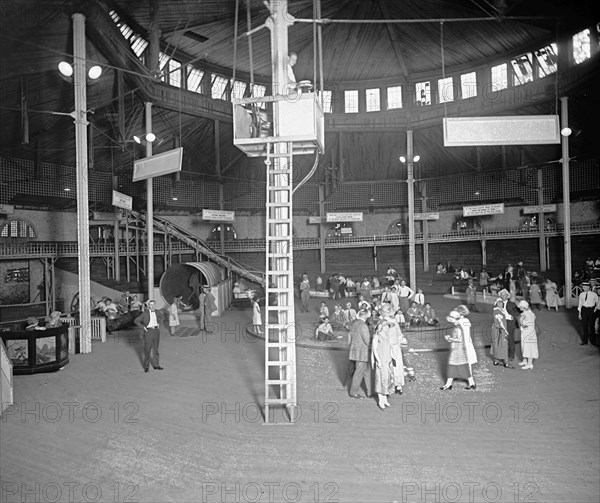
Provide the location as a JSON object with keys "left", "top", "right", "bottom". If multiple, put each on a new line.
{"left": 560, "top": 127, "right": 572, "bottom": 137}
{"left": 87, "top": 65, "right": 102, "bottom": 80}
{"left": 58, "top": 61, "right": 73, "bottom": 77}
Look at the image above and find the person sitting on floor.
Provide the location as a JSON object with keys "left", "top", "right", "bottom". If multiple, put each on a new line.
{"left": 342, "top": 301, "right": 357, "bottom": 324}
{"left": 407, "top": 302, "right": 425, "bottom": 326}
{"left": 421, "top": 303, "right": 439, "bottom": 326}
{"left": 319, "top": 301, "right": 329, "bottom": 319}
{"left": 315, "top": 317, "right": 341, "bottom": 341}
{"left": 330, "top": 304, "right": 349, "bottom": 330}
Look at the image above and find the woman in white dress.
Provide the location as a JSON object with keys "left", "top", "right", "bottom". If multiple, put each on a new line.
{"left": 252, "top": 294, "right": 262, "bottom": 334}
{"left": 517, "top": 300, "right": 538, "bottom": 370}
{"left": 169, "top": 295, "right": 184, "bottom": 336}
{"left": 544, "top": 278, "right": 559, "bottom": 312}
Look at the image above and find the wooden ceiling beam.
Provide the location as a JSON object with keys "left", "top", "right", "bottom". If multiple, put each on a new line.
{"left": 376, "top": 0, "right": 410, "bottom": 81}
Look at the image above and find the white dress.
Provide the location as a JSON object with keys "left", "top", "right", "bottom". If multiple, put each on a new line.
{"left": 252, "top": 301, "right": 262, "bottom": 326}
{"left": 169, "top": 302, "right": 180, "bottom": 327}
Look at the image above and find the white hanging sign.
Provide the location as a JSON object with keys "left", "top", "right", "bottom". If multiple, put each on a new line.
{"left": 202, "top": 209, "right": 235, "bottom": 222}
{"left": 414, "top": 212, "right": 440, "bottom": 220}
{"left": 463, "top": 203, "right": 505, "bottom": 217}
{"left": 523, "top": 204, "right": 557, "bottom": 214}
{"left": 112, "top": 190, "right": 133, "bottom": 211}
{"left": 326, "top": 212, "right": 363, "bottom": 222}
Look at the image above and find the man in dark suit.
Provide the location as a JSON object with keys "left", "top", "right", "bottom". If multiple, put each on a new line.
{"left": 348, "top": 309, "right": 373, "bottom": 399}
{"left": 134, "top": 300, "right": 164, "bottom": 373}
{"left": 498, "top": 289, "right": 521, "bottom": 362}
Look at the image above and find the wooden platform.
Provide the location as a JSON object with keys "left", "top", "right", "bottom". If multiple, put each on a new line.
{"left": 1, "top": 294, "right": 598, "bottom": 503}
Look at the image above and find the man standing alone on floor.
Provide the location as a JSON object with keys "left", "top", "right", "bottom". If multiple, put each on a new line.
{"left": 348, "top": 309, "right": 373, "bottom": 399}
{"left": 134, "top": 300, "right": 164, "bottom": 373}
{"left": 578, "top": 282, "right": 599, "bottom": 346}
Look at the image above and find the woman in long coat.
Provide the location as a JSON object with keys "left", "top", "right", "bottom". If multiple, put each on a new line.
{"left": 490, "top": 298, "right": 512, "bottom": 367}
{"left": 440, "top": 306, "right": 477, "bottom": 390}
{"left": 379, "top": 304, "right": 405, "bottom": 394}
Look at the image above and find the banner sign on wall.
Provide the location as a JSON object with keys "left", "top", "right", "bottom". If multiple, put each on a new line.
{"left": 414, "top": 212, "right": 440, "bottom": 220}
{"left": 523, "top": 204, "right": 557, "bottom": 214}
{"left": 112, "top": 190, "right": 133, "bottom": 211}
{"left": 308, "top": 216, "right": 325, "bottom": 224}
{"left": 0, "top": 204, "right": 15, "bottom": 214}
{"left": 326, "top": 212, "right": 363, "bottom": 223}
{"left": 202, "top": 209, "right": 235, "bottom": 222}
{"left": 133, "top": 147, "right": 183, "bottom": 182}
{"left": 463, "top": 203, "right": 504, "bottom": 217}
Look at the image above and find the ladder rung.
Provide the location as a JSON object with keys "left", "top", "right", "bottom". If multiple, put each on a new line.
{"left": 266, "top": 379, "right": 292, "bottom": 385}
{"left": 267, "top": 253, "right": 292, "bottom": 257}
{"left": 266, "top": 306, "right": 293, "bottom": 310}
{"left": 267, "top": 186, "right": 292, "bottom": 190}
{"left": 265, "top": 289, "right": 294, "bottom": 293}
{"left": 265, "top": 398, "right": 296, "bottom": 404}
{"left": 265, "top": 342, "right": 294, "bottom": 347}
{"left": 267, "top": 360, "right": 293, "bottom": 365}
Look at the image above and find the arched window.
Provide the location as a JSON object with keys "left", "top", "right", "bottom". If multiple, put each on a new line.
{"left": 387, "top": 219, "right": 405, "bottom": 235}
{"left": 210, "top": 224, "right": 237, "bottom": 240}
{"left": 0, "top": 219, "right": 36, "bottom": 239}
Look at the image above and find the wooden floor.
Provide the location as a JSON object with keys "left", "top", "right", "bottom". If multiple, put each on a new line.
{"left": 1, "top": 295, "right": 599, "bottom": 503}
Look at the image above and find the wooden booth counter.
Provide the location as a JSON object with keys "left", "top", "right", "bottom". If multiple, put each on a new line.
{"left": 1, "top": 325, "right": 69, "bottom": 375}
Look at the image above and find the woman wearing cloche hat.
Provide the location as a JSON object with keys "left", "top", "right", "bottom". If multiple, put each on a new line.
{"left": 517, "top": 300, "right": 538, "bottom": 370}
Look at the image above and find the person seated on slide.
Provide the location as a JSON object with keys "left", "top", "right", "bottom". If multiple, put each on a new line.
{"left": 25, "top": 316, "right": 45, "bottom": 331}
{"left": 45, "top": 310, "right": 63, "bottom": 329}
{"left": 102, "top": 298, "right": 119, "bottom": 320}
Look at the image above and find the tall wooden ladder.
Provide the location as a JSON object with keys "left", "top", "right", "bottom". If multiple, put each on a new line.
{"left": 263, "top": 141, "right": 298, "bottom": 424}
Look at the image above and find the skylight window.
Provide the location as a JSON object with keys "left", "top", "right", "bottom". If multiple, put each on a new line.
{"left": 535, "top": 43, "right": 558, "bottom": 77}
{"left": 438, "top": 77, "right": 454, "bottom": 103}
{"left": 345, "top": 90, "right": 359, "bottom": 113}
{"left": 511, "top": 53, "right": 534, "bottom": 86}
{"left": 187, "top": 67, "right": 205, "bottom": 93}
{"left": 230, "top": 80, "right": 247, "bottom": 102}
{"left": 416, "top": 81, "right": 431, "bottom": 106}
{"left": 573, "top": 29, "right": 591, "bottom": 64}
{"left": 211, "top": 74, "right": 229, "bottom": 100}
{"left": 490, "top": 63, "right": 508, "bottom": 91}
{"left": 366, "top": 88, "right": 380, "bottom": 112}
{"left": 321, "top": 90, "right": 333, "bottom": 113}
{"left": 460, "top": 72, "right": 477, "bottom": 99}
{"left": 387, "top": 86, "right": 402, "bottom": 109}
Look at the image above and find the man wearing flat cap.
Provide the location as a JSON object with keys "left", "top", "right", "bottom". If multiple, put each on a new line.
{"left": 498, "top": 288, "right": 521, "bottom": 362}
{"left": 577, "top": 282, "right": 599, "bottom": 345}
{"left": 134, "top": 300, "right": 164, "bottom": 372}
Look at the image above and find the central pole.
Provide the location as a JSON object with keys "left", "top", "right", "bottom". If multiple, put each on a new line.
{"left": 145, "top": 102, "right": 154, "bottom": 301}
{"left": 560, "top": 97, "right": 572, "bottom": 308}
{"left": 406, "top": 130, "right": 416, "bottom": 290}
{"left": 73, "top": 13, "right": 92, "bottom": 353}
